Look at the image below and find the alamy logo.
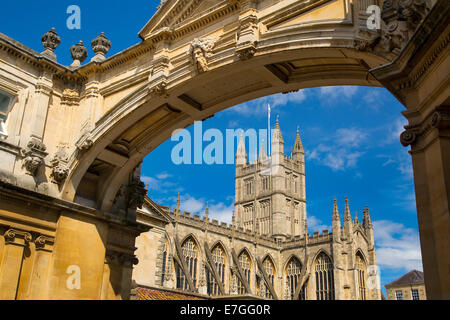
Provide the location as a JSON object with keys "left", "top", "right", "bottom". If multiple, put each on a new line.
{"left": 366, "top": 5, "right": 381, "bottom": 30}
{"left": 171, "top": 121, "right": 281, "bottom": 175}
{"left": 66, "top": 5, "right": 81, "bottom": 30}
{"left": 66, "top": 265, "right": 81, "bottom": 290}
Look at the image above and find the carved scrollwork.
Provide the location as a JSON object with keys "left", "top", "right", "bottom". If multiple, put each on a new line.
{"left": 379, "top": 0, "right": 430, "bottom": 54}
{"left": 4, "top": 229, "right": 32, "bottom": 244}
{"left": 35, "top": 235, "right": 55, "bottom": 250}
{"left": 400, "top": 129, "right": 417, "bottom": 146}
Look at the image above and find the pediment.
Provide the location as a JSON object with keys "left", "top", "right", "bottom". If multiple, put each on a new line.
{"left": 262, "top": 0, "right": 349, "bottom": 30}
{"left": 139, "top": 0, "right": 234, "bottom": 40}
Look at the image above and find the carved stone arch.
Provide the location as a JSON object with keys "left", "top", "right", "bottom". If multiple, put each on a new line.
{"left": 283, "top": 254, "right": 303, "bottom": 273}
{"left": 210, "top": 240, "right": 229, "bottom": 263}
{"left": 237, "top": 246, "right": 254, "bottom": 266}
{"left": 261, "top": 253, "right": 278, "bottom": 276}
{"left": 355, "top": 249, "right": 369, "bottom": 267}
{"left": 62, "top": 83, "right": 152, "bottom": 203}
{"left": 181, "top": 233, "right": 202, "bottom": 251}
{"left": 310, "top": 248, "right": 333, "bottom": 269}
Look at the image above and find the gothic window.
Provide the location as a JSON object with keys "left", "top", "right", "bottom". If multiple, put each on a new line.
{"left": 261, "top": 176, "right": 270, "bottom": 191}
{"left": 207, "top": 244, "right": 226, "bottom": 296}
{"left": 176, "top": 237, "right": 198, "bottom": 290}
{"left": 294, "top": 175, "right": 298, "bottom": 193}
{"left": 237, "top": 251, "right": 251, "bottom": 295}
{"left": 0, "top": 90, "right": 13, "bottom": 137}
{"left": 243, "top": 205, "right": 254, "bottom": 231}
{"left": 161, "top": 240, "right": 168, "bottom": 286}
{"left": 245, "top": 178, "right": 254, "bottom": 195}
{"left": 262, "top": 257, "right": 275, "bottom": 299}
{"left": 286, "top": 257, "right": 302, "bottom": 300}
{"left": 315, "top": 252, "right": 335, "bottom": 300}
{"left": 356, "top": 253, "right": 367, "bottom": 300}
{"left": 259, "top": 201, "right": 271, "bottom": 235}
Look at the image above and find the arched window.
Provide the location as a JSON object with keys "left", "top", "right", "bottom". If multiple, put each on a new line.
{"left": 176, "top": 237, "right": 198, "bottom": 290}
{"left": 285, "top": 257, "right": 302, "bottom": 300}
{"left": 207, "top": 244, "right": 226, "bottom": 296}
{"left": 356, "top": 253, "right": 367, "bottom": 300}
{"left": 315, "top": 252, "right": 335, "bottom": 300}
{"left": 262, "top": 257, "right": 275, "bottom": 299}
{"left": 237, "top": 251, "right": 251, "bottom": 295}
{"left": 161, "top": 240, "right": 168, "bottom": 286}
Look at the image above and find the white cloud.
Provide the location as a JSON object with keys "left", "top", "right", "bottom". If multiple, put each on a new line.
{"left": 156, "top": 172, "right": 172, "bottom": 180}
{"left": 373, "top": 220, "right": 423, "bottom": 272}
{"left": 335, "top": 128, "right": 367, "bottom": 148}
{"left": 141, "top": 173, "right": 183, "bottom": 193}
{"left": 308, "top": 215, "right": 330, "bottom": 232}
{"left": 229, "top": 91, "right": 307, "bottom": 117}
{"left": 319, "top": 86, "right": 358, "bottom": 105}
{"left": 306, "top": 127, "right": 367, "bottom": 171}
{"left": 209, "top": 200, "right": 234, "bottom": 224}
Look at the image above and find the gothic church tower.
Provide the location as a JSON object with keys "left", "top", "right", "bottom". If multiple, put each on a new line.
{"left": 235, "top": 120, "right": 307, "bottom": 240}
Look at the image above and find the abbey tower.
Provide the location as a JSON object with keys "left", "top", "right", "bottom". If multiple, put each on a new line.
{"left": 234, "top": 120, "right": 307, "bottom": 240}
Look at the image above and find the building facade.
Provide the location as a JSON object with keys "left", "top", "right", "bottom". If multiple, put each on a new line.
{"left": 385, "top": 270, "right": 427, "bottom": 300}
{"left": 133, "top": 122, "right": 382, "bottom": 300}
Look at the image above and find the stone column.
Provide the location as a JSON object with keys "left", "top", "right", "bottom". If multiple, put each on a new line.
{"left": 0, "top": 229, "right": 31, "bottom": 299}
{"left": 402, "top": 106, "right": 450, "bottom": 299}
{"left": 25, "top": 235, "right": 55, "bottom": 299}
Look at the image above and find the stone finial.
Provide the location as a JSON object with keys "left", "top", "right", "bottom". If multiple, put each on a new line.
{"left": 332, "top": 197, "right": 339, "bottom": 220}
{"left": 91, "top": 32, "right": 111, "bottom": 62}
{"left": 354, "top": 211, "right": 359, "bottom": 225}
{"left": 344, "top": 196, "right": 352, "bottom": 221}
{"left": 70, "top": 41, "right": 88, "bottom": 68}
{"left": 41, "top": 28, "right": 61, "bottom": 61}
{"left": 205, "top": 202, "right": 209, "bottom": 219}
{"left": 364, "top": 205, "right": 373, "bottom": 229}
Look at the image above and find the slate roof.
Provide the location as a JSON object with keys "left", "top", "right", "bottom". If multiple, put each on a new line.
{"left": 385, "top": 270, "right": 424, "bottom": 287}
{"left": 134, "top": 287, "right": 207, "bottom": 300}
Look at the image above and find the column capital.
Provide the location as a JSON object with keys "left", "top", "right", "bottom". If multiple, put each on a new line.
{"left": 4, "top": 229, "right": 32, "bottom": 246}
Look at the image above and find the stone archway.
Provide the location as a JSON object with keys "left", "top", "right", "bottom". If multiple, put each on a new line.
{"left": 0, "top": 0, "right": 448, "bottom": 299}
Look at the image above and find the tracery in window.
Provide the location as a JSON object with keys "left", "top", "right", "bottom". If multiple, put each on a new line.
{"left": 176, "top": 237, "right": 198, "bottom": 290}
{"left": 237, "top": 250, "right": 251, "bottom": 295}
{"left": 285, "top": 257, "right": 302, "bottom": 300}
{"left": 262, "top": 257, "right": 275, "bottom": 299}
{"left": 207, "top": 244, "right": 226, "bottom": 296}
{"left": 356, "top": 252, "right": 367, "bottom": 300}
{"left": 315, "top": 252, "right": 335, "bottom": 300}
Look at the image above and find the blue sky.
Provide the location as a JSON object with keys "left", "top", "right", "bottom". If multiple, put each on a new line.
{"left": 0, "top": 0, "right": 423, "bottom": 297}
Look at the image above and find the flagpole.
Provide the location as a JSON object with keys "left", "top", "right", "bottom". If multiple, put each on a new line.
{"left": 268, "top": 104, "right": 271, "bottom": 156}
